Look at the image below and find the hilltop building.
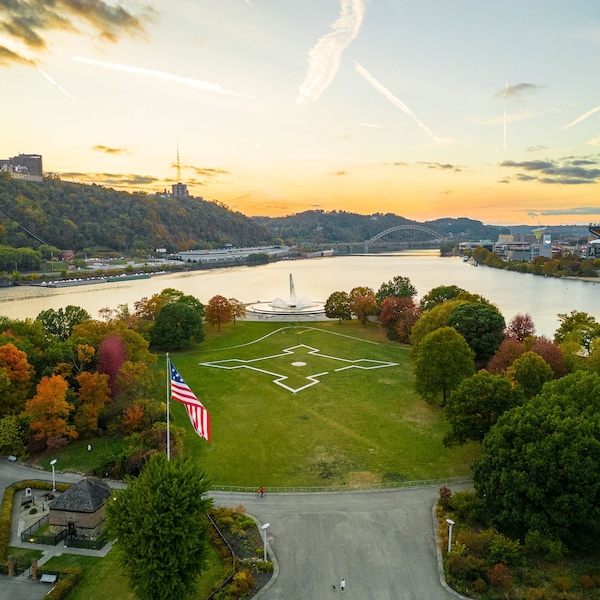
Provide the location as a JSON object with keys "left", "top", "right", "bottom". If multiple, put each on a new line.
{"left": 0, "top": 153, "right": 43, "bottom": 182}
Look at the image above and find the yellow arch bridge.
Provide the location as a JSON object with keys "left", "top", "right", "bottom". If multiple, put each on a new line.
{"left": 364, "top": 225, "right": 448, "bottom": 253}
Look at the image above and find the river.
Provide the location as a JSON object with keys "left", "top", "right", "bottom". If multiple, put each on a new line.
{"left": 0, "top": 251, "right": 597, "bottom": 338}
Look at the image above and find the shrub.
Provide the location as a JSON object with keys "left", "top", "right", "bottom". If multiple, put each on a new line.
{"left": 455, "top": 530, "right": 491, "bottom": 557}
{"left": 45, "top": 568, "right": 82, "bottom": 600}
{"left": 439, "top": 486, "right": 452, "bottom": 508}
{"left": 228, "top": 569, "right": 254, "bottom": 596}
{"left": 29, "top": 507, "right": 37, "bottom": 515}
{"left": 580, "top": 575, "right": 595, "bottom": 590}
{"left": 488, "top": 563, "right": 511, "bottom": 592}
{"left": 553, "top": 576, "right": 572, "bottom": 592}
{"left": 524, "top": 587, "right": 552, "bottom": 600}
{"left": 489, "top": 531, "right": 524, "bottom": 566}
{"left": 448, "top": 490, "right": 482, "bottom": 525}
{"left": 445, "top": 551, "right": 487, "bottom": 583}
{"left": 524, "top": 530, "right": 567, "bottom": 562}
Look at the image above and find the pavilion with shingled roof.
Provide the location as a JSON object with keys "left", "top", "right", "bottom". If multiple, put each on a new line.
{"left": 49, "top": 477, "right": 112, "bottom": 538}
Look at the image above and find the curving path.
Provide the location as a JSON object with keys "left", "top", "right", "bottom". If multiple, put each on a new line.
{"left": 0, "top": 461, "right": 468, "bottom": 599}
{"left": 213, "top": 486, "right": 468, "bottom": 600}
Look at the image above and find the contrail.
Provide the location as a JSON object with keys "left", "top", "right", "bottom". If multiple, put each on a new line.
{"left": 563, "top": 105, "right": 600, "bottom": 129}
{"left": 38, "top": 67, "right": 76, "bottom": 101}
{"left": 72, "top": 56, "right": 253, "bottom": 98}
{"left": 296, "top": 0, "right": 366, "bottom": 105}
{"left": 353, "top": 61, "right": 453, "bottom": 144}
{"left": 503, "top": 80, "right": 508, "bottom": 151}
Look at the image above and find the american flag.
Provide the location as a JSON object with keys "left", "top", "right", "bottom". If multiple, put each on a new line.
{"left": 169, "top": 361, "right": 210, "bottom": 442}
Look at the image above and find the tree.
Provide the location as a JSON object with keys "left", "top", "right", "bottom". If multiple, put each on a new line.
{"left": 448, "top": 302, "right": 506, "bottom": 365}
{"left": 349, "top": 286, "right": 376, "bottom": 327}
{"left": 473, "top": 371, "right": 600, "bottom": 547}
{"left": 97, "top": 335, "right": 128, "bottom": 395}
{"left": 527, "top": 336, "right": 567, "bottom": 378}
{"left": 379, "top": 296, "right": 419, "bottom": 342}
{"left": 506, "top": 351, "right": 554, "bottom": 399}
{"left": 228, "top": 298, "right": 246, "bottom": 324}
{"left": 410, "top": 299, "right": 464, "bottom": 353}
{"left": 205, "top": 295, "right": 233, "bottom": 331}
{"left": 36, "top": 305, "right": 91, "bottom": 341}
{"left": 324, "top": 291, "right": 352, "bottom": 323}
{"left": 419, "top": 285, "right": 466, "bottom": 312}
{"left": 487, "top": 337, "right": 526, "bottom": 375}
{"left": 105, "top": 453, "right": 213, "bottom": 600}
{"left": 0, "top": 343, "right": 34, "bottom": 415}
{"left": 74, "top": 371, "right": 110, "bottom": 436}
{"left": 149, "top": 300, "right": 205, "bottom": 350}
{"left": 25, "top": 374, "right": 77, "bottom": 444}
{"left": 413, "top": 327, "right": 475, "bottom": 406}
{"left": 554, "top": 310, "right": 600, "bottom": 355}
{"left": 444, "top": 371, "right": 523, "bottom": 447}
{"left": 375, "top": 275, "right": 417, "bottom": 307}
{"left": 506, "top": 313, "right": 536, "bottom": 342}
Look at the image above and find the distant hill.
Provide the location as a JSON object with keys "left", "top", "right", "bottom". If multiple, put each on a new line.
{"left": 253, "top": 211, "right": 511, "bottom": 244}
{"left": 0, "top": 175, "right": 273, "bottom": 253}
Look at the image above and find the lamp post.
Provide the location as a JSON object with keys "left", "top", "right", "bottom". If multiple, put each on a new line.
{"left": 446, "top": 518, "right": 455, "bottom": 553}
{"left": 50, "top": 459, "right": 57, "bottom": 492}
{"left": 261, "top": 523, "right": 270, "bottom": 562}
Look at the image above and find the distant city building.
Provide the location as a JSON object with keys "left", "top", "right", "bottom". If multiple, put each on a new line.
{"left": 173, "top": 245, "right": 291, "bottom": 264}
{"left": 460, "top": 230, "right": 552, "bottom": 263}
{"left": 0, "top": 153, "right": 43, "bottom": 182}
{"left": 171, "top": 182, "right": 189, "bottom": 197}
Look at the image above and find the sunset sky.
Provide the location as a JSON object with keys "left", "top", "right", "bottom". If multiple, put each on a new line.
{"left": 2, "top": 1, "right": 600, "bottom": 225}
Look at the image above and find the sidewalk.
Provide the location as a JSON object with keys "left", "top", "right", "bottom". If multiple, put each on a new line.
{"left": 9, "top": 488, "right": 114, "bottom": 577}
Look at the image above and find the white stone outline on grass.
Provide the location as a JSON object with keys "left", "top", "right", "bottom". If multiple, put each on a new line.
{"left": 198, "top": 343, "right": 399, "bottom": 393}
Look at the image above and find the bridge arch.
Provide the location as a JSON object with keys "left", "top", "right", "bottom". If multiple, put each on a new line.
{"left": 364, "top": 225, "right": 447, "bottom": 253}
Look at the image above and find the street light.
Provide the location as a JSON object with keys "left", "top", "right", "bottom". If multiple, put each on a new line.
{"left": 261, "top": 523, "right": 270, "bottom": 562}
{"left": 446, "top": 518, "right": 455, "bottom": 553}
{"left": 50, "top": 459, "right": 57, "bottom": 492}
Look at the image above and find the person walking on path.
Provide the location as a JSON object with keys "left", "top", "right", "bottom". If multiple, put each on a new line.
{"left": 341, "top": 578, "right": 345, "bottom": 593}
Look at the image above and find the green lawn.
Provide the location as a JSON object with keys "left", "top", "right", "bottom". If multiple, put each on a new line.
{"left": 44, "top": 543, "right": 227, "bottom": 600}
{"left": 167, "top": 320, "right": 479, "bottom": 488}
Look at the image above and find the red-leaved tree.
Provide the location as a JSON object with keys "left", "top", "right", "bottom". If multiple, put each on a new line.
{"left": 97, "top": 335, "right": 128, "bottom": 396}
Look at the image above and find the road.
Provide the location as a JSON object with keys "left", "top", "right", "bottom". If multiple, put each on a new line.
{"left": 213, "top": 486, "right": 467, "bottom": 600}
{"left": 0, "top": 461, "right": 467, "bottom": 599}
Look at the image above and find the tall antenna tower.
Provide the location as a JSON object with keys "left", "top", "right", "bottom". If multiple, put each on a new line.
{"left": 171, "top": 141, "right": 189, "bottom": 197}
{"left": 176, "top": 140, "right": 182, "bottom": 183}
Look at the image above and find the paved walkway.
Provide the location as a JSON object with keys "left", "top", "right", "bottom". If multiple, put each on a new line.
{"left": 213, "top": 485, "right": 468, "bottom": 600}
{"left": 0, "top": 461, "right": 469, "bottom": 599}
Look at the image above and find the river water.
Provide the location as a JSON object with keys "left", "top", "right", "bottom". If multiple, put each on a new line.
{"left": 0, "top": 251, "right": 597, "bottom": 338}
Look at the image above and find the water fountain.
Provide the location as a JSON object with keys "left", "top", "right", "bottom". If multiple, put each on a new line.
{"left": 246, "top": 274, "right": 326, "bottom": 319}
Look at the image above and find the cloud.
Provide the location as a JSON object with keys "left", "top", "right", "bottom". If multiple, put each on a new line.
{"left": 58, "top": 171, "right": 158, "bottom": 186}
{"left": 526, "top": 145, "right": 547, "bottom": 152}
{"left": 329, "top": 171, "right": 347, "bottom": 176}
{"left": 0, "top": 45, "right": 34, "bottom": 66}
{"left": 92, "top": 145, "right": 129, "bottom": 154}
{"left": 354, "top": 61, "right": 456, "bottom": 144}
{"left": 186, "top": 166, "right": 230, "bottom": 177}
{"left": 418, "top": 162, "right": 463, "bottom": 172}
{"left": 72, "top": 56, "right": 253, "bottom": 98}
{"left": 588, "top": 135, "right": 600, "bottom": 146}
{"left": 562, "top": 105, "right": 600, "bottom": 129}
{"left": 296, "top": 0, "right": 366, "bottom": 105}
{"left": 0, "top": 0, "right": 154, "bottom": 66}
{"left": 500, "top": 155, "right": 600, "bottom": 184}
{"left": 353, "top": 122, "right": 383, "bottom": 128}
{"left": 530, "top": 207, "right": 600, "bottom": 216}
{"left": 38, "top": 66, "right": 76, "bottom": 100}
{"left": 494, "top": 82, "right": 543, "bottom": 98}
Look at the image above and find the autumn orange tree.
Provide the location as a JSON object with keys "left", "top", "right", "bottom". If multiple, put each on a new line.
{"left": 205, "top": 295, "right": 234, "bottom": 331}
{"left": 0, "top": 343, "right": 34, "bottom": 415}
{"left": 74, "top": 371, "right": 111, "bottom": 436}
{"left": 25, "top": 374, "right": 78, "bottom": 446}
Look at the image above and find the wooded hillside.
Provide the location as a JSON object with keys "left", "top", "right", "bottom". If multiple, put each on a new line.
{"left": 0, "top": 175, "right": 273, "bottom": 253}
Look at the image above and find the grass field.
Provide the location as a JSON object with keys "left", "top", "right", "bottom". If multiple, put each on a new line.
{"left": 167, "top": 320, "right": 479, "bottom": 488}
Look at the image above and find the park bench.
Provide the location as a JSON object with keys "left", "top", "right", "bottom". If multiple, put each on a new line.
{"left": 40, "top": 574, "right": 57, "bottom": 584}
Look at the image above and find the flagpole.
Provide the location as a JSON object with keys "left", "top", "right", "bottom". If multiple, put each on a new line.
{"left": 166, "top": 353, "right": 171, "bottom": 461}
